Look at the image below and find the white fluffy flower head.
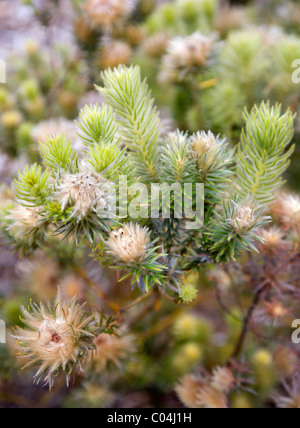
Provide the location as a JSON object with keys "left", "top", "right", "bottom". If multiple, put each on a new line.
{"left": 160, "top": 32, "right": 215, "bottom": 82}
{"left": 107, "top": 223, "right": 150, "bottom": 264}
{"left": 8, "top": 204, "right": 44, "bottom": 240}
{"left": 230, "top": 201, "right": 255, "bottom": 233}
{"left": 12, "top": 290, "right": 96, "bottom": 388}
{"left": 84, "top": 0, "right": 137, "bottom": 30}
{"left": 57, "top": 163, "right": 114, "bottom": 220}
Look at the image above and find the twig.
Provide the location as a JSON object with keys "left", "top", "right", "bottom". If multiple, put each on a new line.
{"left": 230, "top": 282, "right": 269, "bottom": 361}
{"left": 119, "top": 290, "right": 154, "bottom": 314}
{"left": 215, "top": 286, "right": 241, "bottom": 322}
{"left": 75, "top": 266, "right": 120, "bottom": 312}
{"left": 127, "top": 292, "right": 160, "bottom": 327}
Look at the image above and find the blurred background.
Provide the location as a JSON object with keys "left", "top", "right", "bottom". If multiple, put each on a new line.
{"left": 0, "top": 0, "right": 300, "bottom": 408}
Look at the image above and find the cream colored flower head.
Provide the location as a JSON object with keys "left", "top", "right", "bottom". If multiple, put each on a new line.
{"left": 259, "top": 227, "right": 289, "bottom": 256}
{"left": 100, "top": 40, "right": 132, "bottom": 69}
{"left": 107, "top": 223, "right": 150, "bottom": 264}
{"left": 192, "top": 131, "right": 226, "bottom": 172}
{"left": 160, "top": 32, "right": 215, "bottom": 82}
{"left": 12, "top": 290, "right": 96, "bottom": 389}
{"left": 229, "top": 200, "right": 258, "bottom": 234}
{"left": 83, "top": 0, "right": 137, "bottom": 30}
{"left": 8, "top": 204, "right": 44, "bottom": 240}
{"left": 91, "top": 331, "right": 135, "bottom": 372}
{"left": 176, "top": 366, "right": 233, "bottom": 409}
{"left": 273, "top": 193, "right": 300, "bottom": 229}
{"left": 142, "top": 33, "right": 169, "bottom": 58}
{"left": 56, "top": 162, "right": 114, "bottom": 220}
{"left": 274, "top": 378, "right": 300, "bottom": 408}
{"left": 210, "top": 367, "right": 235, "bottom": 394}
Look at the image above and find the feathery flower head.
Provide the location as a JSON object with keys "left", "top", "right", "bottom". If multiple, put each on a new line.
{"left": 100, "top": 40, "right": 132, "bottom": 69}
{"left": 274, "top": 378, "right": 300, "bottom": 408}
{"left": 191, "top": 131, "right": 229, "bottom": 173}
{"left": 72, "top": 382, "right": 115, "bottom": 408}
{"left": 258, "top": 227, "right": 289, "bottom": 256}
{"left": 7, "top": 204, "right": 45, "bottom": 242}
{"left": 91, "top": 331, "right": 135, "bottom": 372}
{"left": 17, "top": 253, "right": 60, "bottom": 300}
{"left": 229, "top": 199, "right": 265, "bottom": 234}
{"left": 211, "top": 366, "right": 235, "bottom": 393}
{"left": 142, "top": 33, "right": 169, "bottom": 58}
{"left": 272, "top": 193, "right": 300, "bottom": 230}
{"left": 160, "top": 32, "right": 215, "bottom": 83}
{"left": 263, "top": 300, "right": 290, "bottom": 321}
{"left": 208, "top": 197, "right": 271, "bottom": 262}
{"left": 12, "top": 290, "right": 96, "bottom": 388}
{"left": 56, "top": 162, "right": 114, "bottom": 220}
{"left": 176, "top": 366, "right": 233, "bottom": 408}
{"left": 106, "top": 223, "right": 150, "bottom": 264}
{"left": 83, "top": 0, "right": 137, "bottom": 30}
{"left": 197, "top": 386, "right": 228, "bottom": 409}
{"left": 175, "top": 373, "right": 206, "bottom": 408}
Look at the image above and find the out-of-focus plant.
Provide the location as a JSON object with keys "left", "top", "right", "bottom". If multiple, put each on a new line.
{"left": 137, "top": 0, "right": 300, "bottom": 141}
{"left": 1, "top": 64, "right": 296, "bottom": 396}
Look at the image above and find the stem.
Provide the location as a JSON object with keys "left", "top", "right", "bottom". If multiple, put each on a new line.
{"left": 216, "top": 286, "right": 241, "bottom": 322}
{"left": 230, "top": 283, "right": 269, "bottom": 361}
{"left": 119, "top": 290, "right": 154, "bottom": 314}
{"left": 75, "top": 267, "right": 120, "bottom": 312}
{"left": 127, "top": 289, "right": 161, "bottom": 327}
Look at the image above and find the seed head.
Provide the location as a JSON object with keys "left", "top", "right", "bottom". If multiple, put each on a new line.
{"left": 57, "top": 163, "right": 114, "bottom": 220}
{"left": 160, "top": 32, "right": 215, "bottom": 83}
{"left": 106, "top": 223, "right": 150, "bottom": 264}
{"left": 8, "top": 204, "right": 45, "bottom": 242}
{"left": 83, "top": 0, "right": 137, "bottom": 30}
{"left": 91, "top": 331, "right": 135, "bottom": 372}
{"left": 100, "top": 40, "right": 132, "bottom": 69}
{"left": 211, "top": 367, "right": 235, "bottom": 393}
{"left": 12, "top": 290, "right": 96, "bottom": 389}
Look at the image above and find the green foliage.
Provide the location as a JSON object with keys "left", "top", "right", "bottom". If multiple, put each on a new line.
{"left": 146, "top": 0, "right": 219, "bottom": 35}
{"left": 108, "top": 243, "right": 167, "bottom": 294}
{"left": 97, "top": 65, "right": 161, "bottom": 182}
{"left": 159, "top": 131, "right": 197, "bottom": 184}
{"left": 7, "top": 66, "right": 297, "bottom": 292}
{"left": 202, "top": 80, "right": 247, "bottom": 135}
{"left": 76, "top": 104, "right": 119, "bottom": 147}
{"left": 235, "top": 102, "right": 295, "bottom": 204}
{"left": 191, "top": 131, "right": 234, "bottom": 205}
{"left": 40, "top": 134, "right": 78, "bottom": 173}
{"left": 14, "top": 164, "right": 50, "bottom": 207}
{"left": 207, "top": 197, "right": 271, "bottom": 262}
{"left": 219, "top": 30, "right": 269, "bottom": 87}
